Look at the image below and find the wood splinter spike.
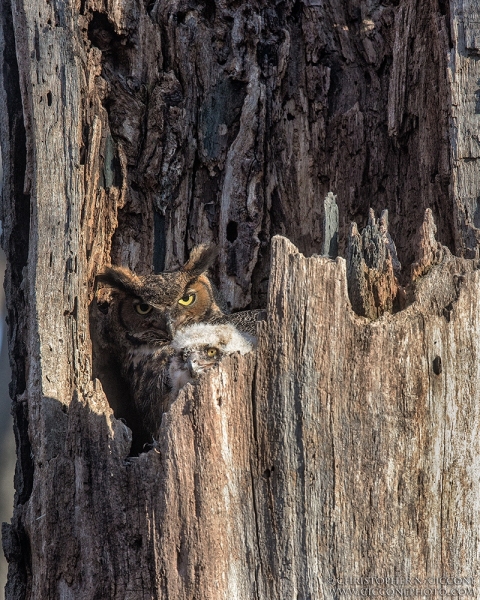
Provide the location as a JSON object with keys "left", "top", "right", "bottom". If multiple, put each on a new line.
{"left": 411, "top": 208, "right": 448, "bottom": 281}
{"left": 346, "top": 209, "right": 403, "bottom": 319}
{"left": 322, "top": 192, "right": 339, "bottom": 258}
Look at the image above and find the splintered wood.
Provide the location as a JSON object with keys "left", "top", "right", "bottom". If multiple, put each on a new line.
{"left": 2, "top": 0, "right": 480, "bottom": 595}
{"left": 255, "top": 236, "right": 480, "bottom": 598}
{"left": 5, "top": 235, "right": 480, "bottom": 599}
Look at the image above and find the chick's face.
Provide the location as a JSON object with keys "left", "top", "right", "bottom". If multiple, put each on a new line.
{"left": 183, "top": 345, "right": 222, "bottom": 377}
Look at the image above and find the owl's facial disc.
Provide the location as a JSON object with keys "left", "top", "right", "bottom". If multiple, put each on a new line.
{"left": 185, "top": 347, "right": 221, "bottom": 377}
{"left": 168, "top": 276, "right": 222, "bottom": 334}
{"left": 126, "top": 299, "right": 170, "bottom": 342}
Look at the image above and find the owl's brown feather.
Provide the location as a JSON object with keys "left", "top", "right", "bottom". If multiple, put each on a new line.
{"left": 93, "top": 245, "right": 267, "bottom": 440}
{"left": 181, "top": 244, "right": 219, "bottom": 276}
{"left": 93, "top": 245, "right": 223, "bottom": 439}
{"left": 209, "top": 309, "right": 266, "bottom": 337}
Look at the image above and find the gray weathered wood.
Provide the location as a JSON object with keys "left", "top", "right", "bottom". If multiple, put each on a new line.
{"left": 346, "top": 208, "right": 401, "bottom": 319}
{"left": 1, "top": 0, "right": 456, "bottom": 310}
{"left": 255, "top": 236, "right": 480, "bottom": 598}
{"left": 2, "top": 0, "right": 480, "bottom": 597}
{"left": 4, "top": 231, "right": 480, "bottom": 598}
{"left": 450, "top": 0, "right": 480, "bottom": 257}
{"left": 321, "top": 192, "right": 338, "bottom": 259}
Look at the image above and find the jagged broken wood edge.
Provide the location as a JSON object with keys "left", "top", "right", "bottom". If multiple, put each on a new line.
{"left": 5, "top": 233, "right": 480, "bottom": 599}
{"left": 255, "top": 234, "right": 480, "bottom": 597}
{"left": 346, "top": 208, "right": 402, "bottom": 319}
{"left": 345, "top": 208, "right": 464, "bottom": 320}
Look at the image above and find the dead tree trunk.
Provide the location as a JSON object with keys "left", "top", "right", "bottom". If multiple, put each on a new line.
{"left": 2, "top": 0, "right": 480, "bottom": 598}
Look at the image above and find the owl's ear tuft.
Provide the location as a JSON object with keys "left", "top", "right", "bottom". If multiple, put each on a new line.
{"left": 182, "top": 245, "right": 218, "bottom": 276}
{"left": 96, "top": 266, "right": 142, "bottom": 294}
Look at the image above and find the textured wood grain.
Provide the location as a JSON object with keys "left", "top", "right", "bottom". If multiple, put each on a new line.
{"left": 2, "top": 0, "right": 480, "bottom": 597}
{"left": 450, "top": 0, "right": 480, "bottom": 257}
{"left": 3, "top": 0, "right": 453, "bottom": 309}
{"left": 5, "top": 360, "right": 258, "bottom": 599}
{"left": 3, "top": 231, "right": 480, "bottom": 598}
{"left": 254, "top": 236, "right": 480, "bottom": 598}
{"left": 346, "top": 208, "right": 402, "bottom": 319}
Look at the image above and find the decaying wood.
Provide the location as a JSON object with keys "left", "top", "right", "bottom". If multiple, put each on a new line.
{"left": 87, "top": 0, "right": 461, "bottom": 304}
{"left": 2, "top": 0, "right": 457, "bottom": 307}
{"left": 321, "top": 192, "right": 338, "bottom": 259}
{"left": 3, "top": 235, "right": 480, "bottom": 598}
{"left": 255, "top": 236, "right": 480, "bottom": 598}
{"left": 346, "top": 208, "right": 402, "bottom": 319}
{"left": 411, "top": 208, "right": 448, "bottom": 282}
{"left": 450, "top": 0, "right": 480, "bottom": 258}
{"left": 2, "top": 0, "right": 480, "bottom": 597}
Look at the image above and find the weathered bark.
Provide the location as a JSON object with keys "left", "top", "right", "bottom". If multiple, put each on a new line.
{"left": 2, "top": 0, "right": 480, "bottom": 597}
{"left": 0, "top": 253, "right": 15, "bottom": 596}
{"left": 450, "top": 0, "right": 480, "bottom": 258}
{"left": 4, "top": 232, "right": 480, "bottom": 598}
{"left": 346, "top": 208, "right": 403, "bottom": 319}
{"left": 2, "top": 0, "right": 459, "bottom": 307}
{"left": 256, "top": 236, "right": 480, "bottom": 598}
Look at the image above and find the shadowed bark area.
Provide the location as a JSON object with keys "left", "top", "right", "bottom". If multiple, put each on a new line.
{"left": 32, "top": 0, "right": 458, "bottom": 308}
{"left": 4, "top": 234, "right": 480, "bottom": 598}
{"left": 2, "top": 0, "right": 480, "bottom": 597}
{"left": 4, "top": 0, "right": 460, "bottom": 302}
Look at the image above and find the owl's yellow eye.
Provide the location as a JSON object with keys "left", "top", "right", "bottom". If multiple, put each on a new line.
{"left": 178, "top": 293, "right": 196, "bottom": 306}
{"left": 206, "top": 347, "right": 218, "bottom": 358}
{"left": 135, "top": 303, "right": 153, "bottom": 315}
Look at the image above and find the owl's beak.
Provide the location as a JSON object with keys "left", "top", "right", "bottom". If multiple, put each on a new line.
{"left": 186, "top": 353, "right": 217, "bottom": 377}
{"left": 186, "top": 357, "right": 200, "bottom": 377}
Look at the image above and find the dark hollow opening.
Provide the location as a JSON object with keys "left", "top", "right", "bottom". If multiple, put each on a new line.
{"left": 226, "top": 220, "right": 238, "bottom": 242}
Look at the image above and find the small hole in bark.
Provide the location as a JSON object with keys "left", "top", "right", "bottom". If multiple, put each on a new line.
{"left": 201, "top": 0, "right": 216, "bottom": 21}
{"left": 226, "top": 220, "right": 238, "bottom": 242}
{"left": 263, "top": 469, "right": 271, "bottom": 478}
{"left": 217, "top": 396, "right": 222, "bottom": 406}
{"left": 146, "top": 0, "right": 156, "bottom": 14}
{"left": 174, "top": 10, "right": 186, "bottom": 24}
{"left": 88, "top": 12, "right": 115, "bottom": 50}
{"left": 286, "top": 113, "right": 295, "bottom": 121}
{"left": 433, "top": 356, "right": 442, "bottom": 375}
{"left": 47, "top": 91, "right": 52, "bottom": 106}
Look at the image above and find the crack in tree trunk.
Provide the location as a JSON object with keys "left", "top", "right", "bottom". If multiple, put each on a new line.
{"left": 2, "top": 0, "right": 480, "bottom": 597}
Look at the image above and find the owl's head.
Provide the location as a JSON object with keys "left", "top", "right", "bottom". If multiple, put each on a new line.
{"left": 95, "top": 245, "right": 224, "bottom": 350}
{"left": 169, "top": 322, "right": 254, "bottom": 390}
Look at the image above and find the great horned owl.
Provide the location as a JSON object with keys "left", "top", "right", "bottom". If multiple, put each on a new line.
{"left": 93, "top": 245, "right": 224, "bottom": 437}
{"left": 168, "top": 323, "right": 255, "bottom": 395}
{"left": 93, "top": 245, "right": 266, "bottom": 441}
{"left": 96, "top": 245, "right": 224, "bottom": 342}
